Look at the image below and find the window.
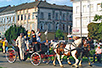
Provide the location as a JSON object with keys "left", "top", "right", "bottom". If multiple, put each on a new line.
{"left": 83, "top": 5, "right": 86, "bottom": 12}
{"left": 63, "top": 24, "right": 65, "bottom": 31}
{"left": 63, "top": 13, "right": 65, "bottom": 21}
{"left": 60, "top": 11, "right": 62, "bottom": 20}
{"left": 83, "top": 17, "right": 87, "bottom": 27}
{"left": 13, "top": 16, "right": 15, "bottom": 22}
{"left": 40, "top": 12, "right": 44, "bottom": 19}
{"left": 18, "top": 15, "right": 19, "bottom": 20}
{"left": 56, "top": 23, "right": 59, "bottom": 30}
{"left": 32, "top": 12, "right": 35, "bottom": 19}
{"left": 76, "top": 18, "right": 80, "bottom": 27}
{"left": 90, "top": 4, "right": 93, "bottom": 12}
{"left": 48, "top": 23, "right": 51, "bottom": 30}
{"left": 40, "top": 23, "right": 44, "bottom": 30}
{"left": 52, "top": 10, "right": 55, "bottom": 18}
{"left": 24, "top": 14, "right": 26, "bottom": 20}
{"left": 21, "top": 14, "right": 23, "bottom": 20}
{"left": 69, "top": 14, "right": 72, "bottom": 21}
{"left": 66, "top": 12, "right": 69, "bottom": 21}
{"left": 48, "top": 13, "right": 51, "bottom": 20}
{"left": 28, "top": 13, "right": 30, "bottom": 20}
{"left": 0, "top": 18, "right": 2, "bottom": 23}
{"left": 97, "top": 3, "right": 101, "bottom": 11}
{"left": 55, "top": 13, "right": 58, "bottom": 20}
{"left": 76, "top": 6, "right": 79, "bottom": 13}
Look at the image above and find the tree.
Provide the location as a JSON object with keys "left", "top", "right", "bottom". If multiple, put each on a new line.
{"left": 87, "top": 23, "right": 99, "bottom": 40}
{"left": 55, "top": 29, "right": 64, "bottom": 40}
{"left": 5, "top": 24, "right": 26, "bottom": 43}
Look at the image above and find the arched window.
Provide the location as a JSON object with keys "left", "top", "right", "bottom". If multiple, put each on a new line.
{"left": 40, "top": 23, "right": 43, "bottom": 30}
{"left": 63, "top": 24, "right": 65, "bottom": 31}
{"left": 56, "top": 23, "right": 59, "bottom": 30}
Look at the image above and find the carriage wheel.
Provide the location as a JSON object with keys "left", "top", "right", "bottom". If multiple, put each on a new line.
{"left": 6, "top": 48, "right": 17, "bottom": 63}
{"left": 30, "top": 52, "right": 41, "bottom": 66}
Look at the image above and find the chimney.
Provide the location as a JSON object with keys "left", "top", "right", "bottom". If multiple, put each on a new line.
{"left": 35, "top": 0, "right": 38, "bottom": 1}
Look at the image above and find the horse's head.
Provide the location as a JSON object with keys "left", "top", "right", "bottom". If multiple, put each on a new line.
{"left": 50, "top": 41, "right": 59, "bottom": 49}
{"left": 74, "top": 38, "right": 82, "bottom": 47}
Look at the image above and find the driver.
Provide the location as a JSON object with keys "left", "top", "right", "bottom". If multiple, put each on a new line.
{"left": 31, "top": 30, "right": 38, "bottom": 52}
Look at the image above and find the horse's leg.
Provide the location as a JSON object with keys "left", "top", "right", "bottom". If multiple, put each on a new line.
{"left": 67, "top": 56, "right": 72, "bottom": 65}
{"left": 53, "top": 55, "right": 56, "bottom": 66}
{"left": 71, "top": 51, "right": 79, "bottom": 68}
{"left": 56, "top": 54, "right": 63, "bottom": 67}
{"left": 88, "top": 56, "right": 92, "bottom": 66}
{"left": 79, "top": 52, "right": 83, "bottom": 67}
{"left": 61, "top": 55, "right": 64, "bottom": 62}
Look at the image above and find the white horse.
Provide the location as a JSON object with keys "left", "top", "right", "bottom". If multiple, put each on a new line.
{"left": 50, "top": 39, "right": 82, "bottom": 68}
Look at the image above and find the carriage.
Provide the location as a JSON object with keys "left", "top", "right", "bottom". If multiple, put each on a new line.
{"left": 6, "top": 40, "right": 55, "bottom": 66}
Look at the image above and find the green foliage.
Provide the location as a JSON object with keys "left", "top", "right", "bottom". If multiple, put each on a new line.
{"left": 5, "top": 24, "right": 26, "bottom": 43}
{"left": 55, "top": 29, "right": 64, "bottom": 40}
{"left": 93, "top": 14, "right": 102, "bottom": 21}
{"left": 87, "top": 22, "right": 102, "bottom": 40}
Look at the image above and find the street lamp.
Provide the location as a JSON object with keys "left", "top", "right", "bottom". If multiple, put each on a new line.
{"left": 80, "top": 0, "right": 82, "bottom": 38}
{"left": 68, "top": 25, "right": 70, "bottom": 41}
{"left": 88, "top": 0, "right": 91, "bottom": 23}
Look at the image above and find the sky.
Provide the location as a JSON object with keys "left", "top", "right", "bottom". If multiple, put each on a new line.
{"left": 0, "top": 0, "right": 72, "bottom": 7}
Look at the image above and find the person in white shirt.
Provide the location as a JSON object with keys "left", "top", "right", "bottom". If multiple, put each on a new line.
{"left": 93, "top": 45, "right": 102, "bottom": 63}
{"left": 16, "top": 33, "right": 25, "bottom": 60}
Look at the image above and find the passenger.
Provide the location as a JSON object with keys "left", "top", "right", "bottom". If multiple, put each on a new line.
{"left": 36, "top": 29, "right": 40, "bottom": 40}
{"left": 16, "top": 33, "right": 25, "bottom": 60}
{"left": 2, "top": 38, "right": 8, "bottom": 54}
{"left": 24, "top": 35, "right": 29, "bottom": 51}
{"left": 37, "top": 33, "right": 41, "bottom": 43}
{"left": 31, "top": 30, "right": 38, "bottom": 52}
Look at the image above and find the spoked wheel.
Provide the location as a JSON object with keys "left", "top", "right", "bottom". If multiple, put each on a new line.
{"left": 30, "top": 52, "right": 41, "bottom": 66}
{"left": 6, "top": 48, "right": 17, "bottom": 63}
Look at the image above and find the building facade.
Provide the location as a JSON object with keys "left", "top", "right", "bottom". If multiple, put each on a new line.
{"left": 0, "top": 5, "right": 16, "bottom": 36}
{"left": 16, "top": 1, "right": 72, "bottom": 33}
{"left": 16, "top": 0, "right": 72, "bottom": 40}
{"left": 72, "top": 0, "right": 102, "bottom": 37}
{"left": 0, "top": 0, "right": 72, "bottom": 40}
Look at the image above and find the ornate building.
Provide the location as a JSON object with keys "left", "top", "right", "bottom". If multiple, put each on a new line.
{"left": 71, "top": 0, "right": 102, "bottom": 37}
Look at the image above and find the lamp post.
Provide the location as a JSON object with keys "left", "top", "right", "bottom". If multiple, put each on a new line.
{"left": 88, "top": 0, "right": 91, "bottom": 23}
{"left": 80, "top": 0, "right": 82, "bottom": 38}
{"left": 68, "top": 25, "right": 70, "bottom": 42}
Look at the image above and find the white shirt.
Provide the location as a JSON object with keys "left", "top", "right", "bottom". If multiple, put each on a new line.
{"left": 37, "top": 36, "right": 41, "bottom": 42}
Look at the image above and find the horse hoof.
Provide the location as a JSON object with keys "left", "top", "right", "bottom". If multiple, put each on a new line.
{"left": 90, "top": 65, "right": 92, "bottom": 67}
{"left": 53, "top": 64, "right": 56, "bottom": 66}
{"left": 60, "top": 65, "right": 64, "bottom": 68}
{"left": 68, "top": 62, "right": 72, "bottom": 65}
{"left": 72, "top": 65, "right": 74, "bottom": 67}
{"left": 79, "top": 65, "right": 82, "bottom": 67}
{"left": 76, "top": 67, "right": 79, "bottom": 68}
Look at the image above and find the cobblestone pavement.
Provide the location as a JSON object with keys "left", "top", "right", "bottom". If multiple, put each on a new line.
{"left": 0, "top": 52, "right": 102, "bottom": 68}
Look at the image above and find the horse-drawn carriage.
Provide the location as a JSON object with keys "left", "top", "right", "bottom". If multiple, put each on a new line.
{"left": 6, "top": 37, "right": 93, "bottom": 68}
{"left": 6, "top": 40, "right": 54, "bottom": 66}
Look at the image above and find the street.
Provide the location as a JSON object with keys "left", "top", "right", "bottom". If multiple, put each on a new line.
{"left": 0, "top": 52, "right": 102, "bottom": 68}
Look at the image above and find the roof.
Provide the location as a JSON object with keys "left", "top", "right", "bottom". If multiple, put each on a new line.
{"left": 38, "top": 1, "right": 72, "bottom": 11}
{"left": 0, "top": 5, "right": 11, "bottom": 13}
{"left": 2, "top": 1, "right": 72, "bottom": 13}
